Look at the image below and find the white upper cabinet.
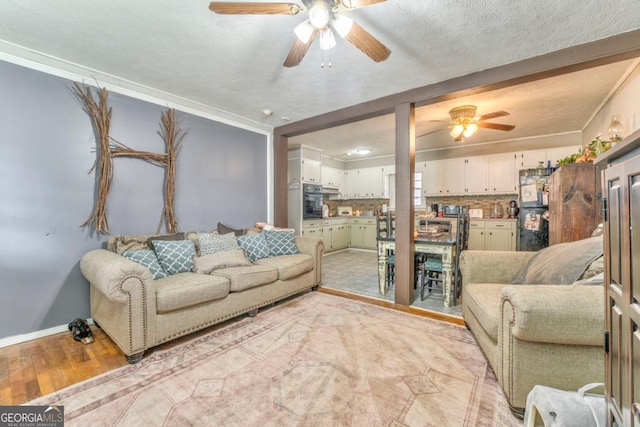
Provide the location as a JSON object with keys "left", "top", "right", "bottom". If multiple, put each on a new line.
{"left": 442, "top": 158, "right": 466, "bottom": 195}
{"left": 546, "top": 146, "right": 580, "bottom": 166}
{"left": 489, "top": 153, "right": 517, "bottom": 194}
{"left": 465, "top": 156, "right": 490, "bottom": 194}
{"left": 419, "top": 160, "right": 444, "bottom": 196}
{"left": 516, "top": 149, "right": 546, "bottom": 170}
{"left": 321, "top": 165, "right": 342, "bottom": 188}
{"left": 289, "top": 146, "right": 322, "bottom": 184}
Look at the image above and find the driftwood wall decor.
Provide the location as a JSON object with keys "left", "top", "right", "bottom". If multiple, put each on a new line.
{"left": 73, "top": 83, "right": 188, "bottom": 234}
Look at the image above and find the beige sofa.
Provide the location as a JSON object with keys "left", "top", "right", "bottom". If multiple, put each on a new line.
{"left": 460, "top": 242, "right": 604, "bottom": 417}
{"left": 80, "top": 233, "right": 323, "bottom": 363}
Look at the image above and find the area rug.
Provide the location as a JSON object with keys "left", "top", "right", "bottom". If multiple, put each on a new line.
{"left": 29, "top": 292, "right": 518, "bottom": 426}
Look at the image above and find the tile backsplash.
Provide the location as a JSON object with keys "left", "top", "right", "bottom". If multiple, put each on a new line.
{"left": 324, "top": 195, "right": 519, "bottom": 218}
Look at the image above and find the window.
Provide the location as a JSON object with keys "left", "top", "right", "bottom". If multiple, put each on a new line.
{"left": 414, "top": 172, "right": 423, "bottom": 207}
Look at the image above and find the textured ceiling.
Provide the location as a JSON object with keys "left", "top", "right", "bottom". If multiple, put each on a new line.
{"left": 0, "top": 1, "right": 639, "bottom": 148}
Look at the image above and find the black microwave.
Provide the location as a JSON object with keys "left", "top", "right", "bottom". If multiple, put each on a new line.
{"left": 443, "top": 205, "right": 467, "bottom": 217}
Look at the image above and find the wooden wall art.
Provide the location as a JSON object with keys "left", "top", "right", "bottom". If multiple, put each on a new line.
{"left": 73, "top": 83, "right": 188, "bottom": 234}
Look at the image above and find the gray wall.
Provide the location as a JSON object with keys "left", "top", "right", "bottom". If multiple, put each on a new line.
{"left": 0, "top": 60, "right": 268, "bottom": 338}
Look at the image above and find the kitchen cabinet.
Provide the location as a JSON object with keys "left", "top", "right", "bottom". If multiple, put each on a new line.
{"left": 547, "top": 163, "right": 601, "bottom": 245}
{"left": 302, "top": 219, "right": 322, "bottom": 238}
{"left": 515, "top": 146, "right": 580, "bottom": 171}
{"left": 342, "top": 166, "right": 389, "bottom": 199}
{"left": 322, "top": 219, "right": 349, "bottom": 252}
{"left": 442, "top": 157, "right": 489, "bottom": 195}
{"left": 442, "top": 158, "right": 467, "bottom": 194}
{"left": 466, "top": 156, "right": 490, "bottom": 194}
{"left": 419, "top": 160, "right": 444, "bottom": 196}
{"left": 467, "top": 219, "right": 517, "bottom": 251}
{"left": 321, "top": 165, "right": 343, "bottom": 190}
{"left": 349, "top": 218, "right": 377, "bottom": 249}
{"left": 289, "top": 146, "right": 322, "bottom": 184}
{"left": 489, "top": 153, "right": 517, "bottom": 194}
{"left": 515, "top": 149, "right": 546, "bottom": 170}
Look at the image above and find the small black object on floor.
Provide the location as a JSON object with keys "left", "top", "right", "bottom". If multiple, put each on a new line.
{"left": 68, "top": 318, "right": 94, "bottom": 344}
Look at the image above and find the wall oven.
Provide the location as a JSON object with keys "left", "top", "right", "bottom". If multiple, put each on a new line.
{"left": 303, "top": 183, "right": 323, "bottom": 219}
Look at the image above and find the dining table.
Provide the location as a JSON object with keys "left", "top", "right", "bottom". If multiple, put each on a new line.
{"left": 377, "top": 232, "right": 459, "bottom": 307}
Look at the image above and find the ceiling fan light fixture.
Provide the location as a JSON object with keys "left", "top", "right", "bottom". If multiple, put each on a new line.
{"left": 319, "top": 28, "right": 336, "bottom": 50}
{"left": 294, "top": 20, "right": 315, "bottom": 43}
{"left": 308, "top": 3, "right": 331, "bottom": 29}
{"left": 450, "top": 124, "right": 464, "bottom": 138}
{"left": 463, "top": 122, "right": 478, "bottom": 138}
{"left": 333, "top": 14, "right": 353, "bottom": 37}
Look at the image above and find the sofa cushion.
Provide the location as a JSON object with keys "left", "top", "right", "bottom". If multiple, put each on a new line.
{"left": 152, "top": 240, "right": 197, "bottom": 275}
{"left": 262, "top": 230, "right": 298, "bottom": 257}
{"left": 463, "top": 283, "right": 506, "bottom": 340}
{"left": 192, "top": 248, "right": 251, "bottom": 274}
{"left": 254, "top": 254, "right": 313, "bottom": 281}
{"left": 121, "top": 250, "right": 169, "bottom": 280}
{"left": 237, "top": 233, "right": 271, "bottom": 262}
{"left": 155, "top": 273, "right": 230, "bottom": 313}
{"left": 211, "top": 265, "right": 278, "bottom": 292}
{"left": 199, "top": 232, "right": 239, "bottom": 256}
{"left": 512, "top": 236, "right": 603, "bottom": 285}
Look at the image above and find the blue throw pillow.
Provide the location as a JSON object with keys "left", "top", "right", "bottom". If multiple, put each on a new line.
{"left": 121, "top": 250, "right": 169, "bottom": 280}
{"left": 237, "top": 233, "right": 271, "bottom": 262}
{"left": 262, "top": 230, "right": 298, "bottom": 257}
{"left": 152, "top": 240, "right": 196, "bottom": 275}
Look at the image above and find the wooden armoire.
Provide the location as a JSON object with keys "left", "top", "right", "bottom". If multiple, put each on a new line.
{"left": 548, "top": 163, "right": 603, "bottom": 245}
{"left": 596, "top": 129, "right": 640, "bottom": 427}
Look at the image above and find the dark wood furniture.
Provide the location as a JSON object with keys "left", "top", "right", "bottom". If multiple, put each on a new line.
{"left": 548, "top": 163, "right": 602, "bottom": 245}
{"left": 595, "top": 129, "right": 640, "bottom": 427}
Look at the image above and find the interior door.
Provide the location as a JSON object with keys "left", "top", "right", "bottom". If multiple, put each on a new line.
{"left": 604, "top": 155, "right": 640, "bottom": 426}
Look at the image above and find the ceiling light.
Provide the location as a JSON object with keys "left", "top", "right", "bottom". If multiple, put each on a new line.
{"left": 463, "top": 122, "right": 478, "bottom": 138}
{"left": 308, "top": 3, "right": 331, "bottom": 29}
{"left": 449, "top": 105, "right": 479, "bottom": 140}
{"left": 333, "top": 14, "right": 353, "bottom": 37}
{"left": 294, "top": 20, "right": 314, "bottom": 43}
{"left": 356, "top": 148, "right": 372, "bottom": 155}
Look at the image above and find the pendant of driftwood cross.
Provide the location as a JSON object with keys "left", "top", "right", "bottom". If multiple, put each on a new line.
{"left": 72, "top": 83, "right": 188, "bottom": 235}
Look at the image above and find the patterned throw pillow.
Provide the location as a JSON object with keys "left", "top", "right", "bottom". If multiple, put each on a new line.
{"left": 121, "top": 250, "right": 169, "bottom": 280}
{"left": 192, "top": 248, "right": 252, "bottom": 274}
{"left": 152, "top": 240, "right": 196, "bottom": 275}
{"left": 199, "top": 232, "right": 239, "bottom": 256}
{"left": 262, "top": 230, "right": 298, "bottom": 257}
{"left": 237, "top": 233, "right": 271, "bottom": 262}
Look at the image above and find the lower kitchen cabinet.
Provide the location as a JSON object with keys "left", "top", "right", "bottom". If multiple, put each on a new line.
{"left": 302, "top": 219, "right": 322, "bottom": 239}
{"left": 349, "top": 218, "right": 377, "bottom": 250}
{"left": 467, "top": 219, "right": 517, "bottom": 251}
{"left": 322, "top": 219, "right": 349, "bottom": 252}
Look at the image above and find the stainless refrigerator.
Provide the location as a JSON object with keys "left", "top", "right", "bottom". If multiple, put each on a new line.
{"left": 518, "top": 168, "right": 550, "bottom": 251}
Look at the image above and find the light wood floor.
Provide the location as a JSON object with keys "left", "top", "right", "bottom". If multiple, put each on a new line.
{"left": 0, "top": 289, "right": 463, "bottom": 406}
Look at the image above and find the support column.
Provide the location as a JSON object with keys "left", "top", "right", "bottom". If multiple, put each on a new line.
{"left": 273, "top": 132, "right": 288, "bottom": 228}
{"left": 394, "top": 103, "right": 415, "bottom": 306}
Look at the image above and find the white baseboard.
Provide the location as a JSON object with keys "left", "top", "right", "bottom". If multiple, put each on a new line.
{"left": 0, "top": 318, "right": 94, "bottom": 349}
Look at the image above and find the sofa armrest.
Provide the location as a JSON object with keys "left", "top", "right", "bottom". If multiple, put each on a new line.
{"left": 295, "top": 236, "right": 324, "bottom": 285}
{"left": 460, "top": 250, "right": 536, "bottom": 286}
{"left": 80, "top": 249, "right": 155, "bottom": 303}
{"left": 501, "top": 285, "right": 604, "bottom": 346}
{"left": 81, "top": 249, "right": 158, "bottom": 357}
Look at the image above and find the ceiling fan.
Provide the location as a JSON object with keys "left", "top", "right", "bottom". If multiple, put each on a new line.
{"left": 208, "top": 0, "right": 391, "bottom": 67}
{"left": 437, "top": 105, "right": 516, "bottom": 142}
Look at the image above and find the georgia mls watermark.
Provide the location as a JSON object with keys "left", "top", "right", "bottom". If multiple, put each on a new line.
{"left": 0, "top": 406, "right": 64, "bottom": 427}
